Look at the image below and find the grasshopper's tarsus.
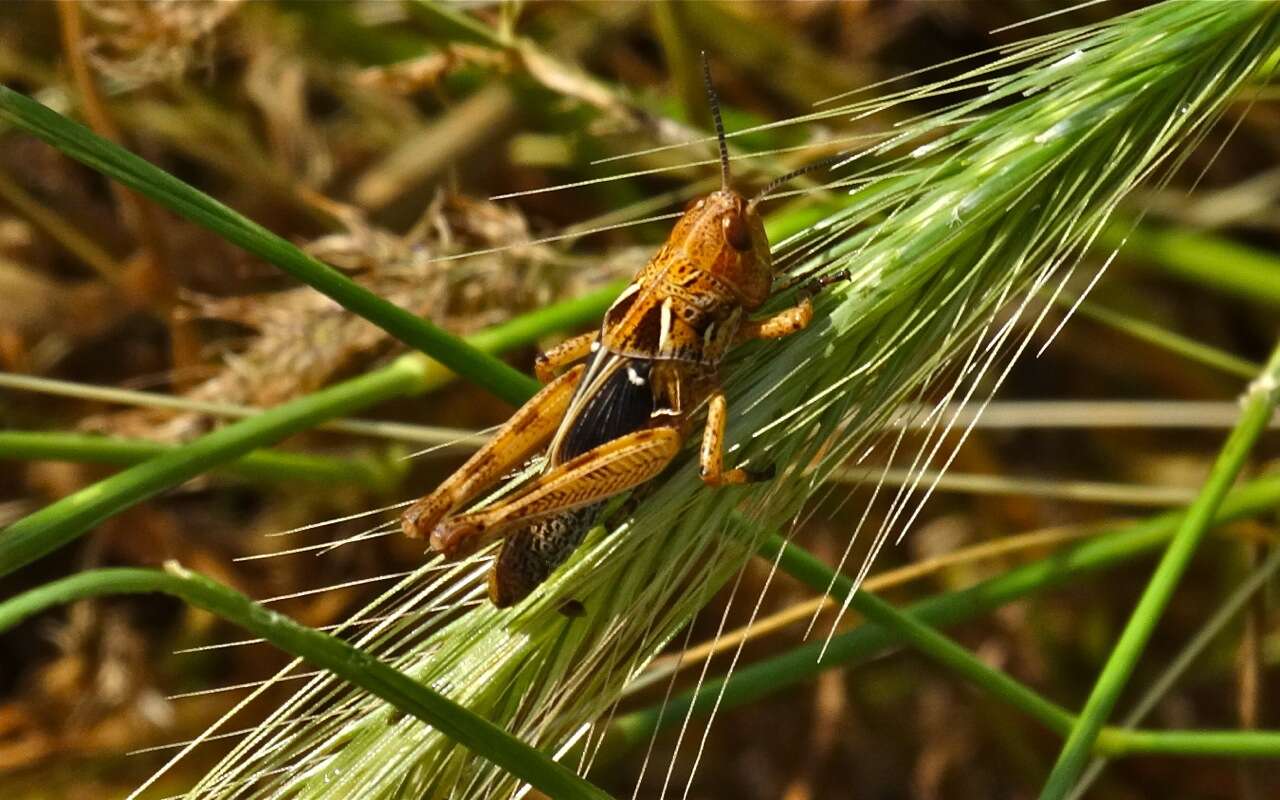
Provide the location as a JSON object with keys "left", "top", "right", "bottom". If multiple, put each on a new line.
{"left": 803, "top": 268, "right": 851, "bottom": 296}
{"left": 401, "top": 54, "right": 841, "bottom": 606}
{"left": 430, "top": 516, "right": 489, "bottom": 557}
{"left": 773, "top": 266, "right": 852, "bottom": 296}
{"left": 744, "top": 463, "right": 777, "bottom": 483}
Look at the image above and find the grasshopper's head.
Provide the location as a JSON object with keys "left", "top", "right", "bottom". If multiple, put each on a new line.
{"left": 692, "top": 54, "right": 838, "bottom": 306}
{"left": 671, "top": 188, "right": 773, "bottom": 307}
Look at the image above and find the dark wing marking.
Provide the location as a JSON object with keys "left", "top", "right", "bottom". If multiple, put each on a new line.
{"left": 603, "top": 298, "right": 665, "bottom": 357}
{"left": 603, "top": 286, "right": 640, "bottom": 327}
{"left": 555, "top": 358, "right": 656, "bottom": 461}
{"left": 625, "top": 304, "right": 664, "bottom": 354}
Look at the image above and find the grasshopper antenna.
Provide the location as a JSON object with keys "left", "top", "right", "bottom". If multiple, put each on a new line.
{"left": 748, "top": 153, "right": 847, "bottom": 213}
{"left": 701, "top": 51, "right": 731, "bottom": 191}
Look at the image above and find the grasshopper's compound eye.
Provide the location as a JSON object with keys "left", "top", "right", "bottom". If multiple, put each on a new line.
{"left": 722, "top": 211, "right": 751, "bottom": 252}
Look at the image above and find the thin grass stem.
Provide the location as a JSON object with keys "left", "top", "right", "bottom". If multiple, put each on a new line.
{"left": 1101, "top": 217, "right": 1280, "bottom": 308}
{"left": 1070, "top": 544, "right": 1280, "bottom": 797}
{"left": 0, "top": 431, "right": 398, "bottom": 488}
{"left": 829, "top": 466, "right": 1199, "bottom": 507}
{"left": 604, "top": 472, "right": 1280, "bottom": 758}
{"left": 762, "top": 530, "right": 1077, "bottom": 734}
{"left": 0, "top": 355, "right": 428, "bottom": 577}
{"left": 0, "top": 564, "right": 612, "bottom": 800}
{"left": 1039, "top": 342, "right": 1280, "bottom": 799}
{"left": 1063, "top": 294, "right": 1261, "bottom": 380}
{"left": 0, "top": 371, "right": 486, "bottom": 447}
{"left": 0, "top": 166, "right": 121, "bottom": 281}
{"left": 0, "top": 281, "right": 621, "bottom": 447}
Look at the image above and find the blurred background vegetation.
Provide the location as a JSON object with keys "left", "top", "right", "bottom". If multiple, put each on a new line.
{"left": 0, "top": 1, "right": 1278, "bottom": 798}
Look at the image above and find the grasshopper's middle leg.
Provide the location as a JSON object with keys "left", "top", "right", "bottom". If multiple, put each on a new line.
{"left": 700, "top": 389, "right": 774, "bottom": 486}
{"left": 430, "top": 426, "right": 681, "bottom": 556}
{"left": 400, "top": 363, "right": 584, "bottom": 539}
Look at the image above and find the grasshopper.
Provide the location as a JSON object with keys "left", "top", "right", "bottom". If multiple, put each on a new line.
{"left": 401, "top": 56, "right": 843, "bottom": 606}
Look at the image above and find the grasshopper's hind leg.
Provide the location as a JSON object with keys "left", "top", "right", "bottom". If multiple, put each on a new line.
{"left": 489, "top": 503, "right": 602, "bottom": 607}
{"left": 400, "top": 363, "right": 584, "bottom": 539}
{"left": 431, "top": 426, "right": 681, "bottom": 556}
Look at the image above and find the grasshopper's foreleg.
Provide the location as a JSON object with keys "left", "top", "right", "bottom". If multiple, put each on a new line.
{"left": 737, "top": 269, "right": 850, "bottom": 343}
{"left": 400, "top": 363, "right": 585, "bottom": 540}
{"left": 734, "top": 298, "right": 812, "bottom": 343}
{"left": 430, "top": 426, "right": 681, "bottom": 557}
{"left": 699, "top": 390, "right": 774, "bottom": 486}
{"left": 535, "top": 331, "right": 598, "bottom": 383}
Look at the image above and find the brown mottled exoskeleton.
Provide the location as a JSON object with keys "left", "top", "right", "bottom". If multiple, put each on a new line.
{"left": 401, "top": 55, "right": 844, "bottom": 606}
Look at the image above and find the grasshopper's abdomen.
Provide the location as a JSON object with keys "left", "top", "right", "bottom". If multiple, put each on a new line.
{"left": 489, "top": 503, "right": 602, "bottom": 607}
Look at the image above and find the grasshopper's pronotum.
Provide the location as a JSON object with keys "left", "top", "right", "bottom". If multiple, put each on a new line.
{"left": 401, "top": 56, "right": 844, "bottom": 606}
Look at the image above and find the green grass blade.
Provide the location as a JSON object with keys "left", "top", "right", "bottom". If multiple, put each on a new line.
{"left": 604, "top": 472, "right": 1280, "bottom": 756}
{"left": 1101, "top": 217, "right": 1280, "bottom": 308}
{"left": 763, "top": 531, "right": 1076, "bottom": 732}
{"left": 0, "top": 431, "right": 398, "bottom": 488}
{"left": 1039, "top": 343, "right": 1280, "bottom": 799}
{"left": 1066, "top": 295, "right": 1261, "bottom": 380}
{"left": 0, "top": 85, "right": 538, "bottom": 406}
{"left": 0, "top": 355, "right": 426, "bottom": 577}
{"left": 769, "top": 531, "right": 1280, "bottom": 763}
{"left": 463, "top": 281, "right": 625, "bottom": 358}
{"left": 1095, "top": 729, "right": 1280, "bottom": 759}
{"left": 0, "top": 370, "right": 478, "bottom": 447}
{"left": 0, "top": 564, "right": 612, "bottom": 800}
{"left": 1071, "top": 544, "right": 1280, "bottom": 796}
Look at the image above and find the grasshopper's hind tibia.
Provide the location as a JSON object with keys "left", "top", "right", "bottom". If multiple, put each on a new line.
{"left": 400, "top": 363, "right": 585, "bottom": 540}
{"left": 430, "top": 426, "right": 681, "bottom": 556}
{"left": 489, "top": 503, "right": 602, "bottom": 607}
